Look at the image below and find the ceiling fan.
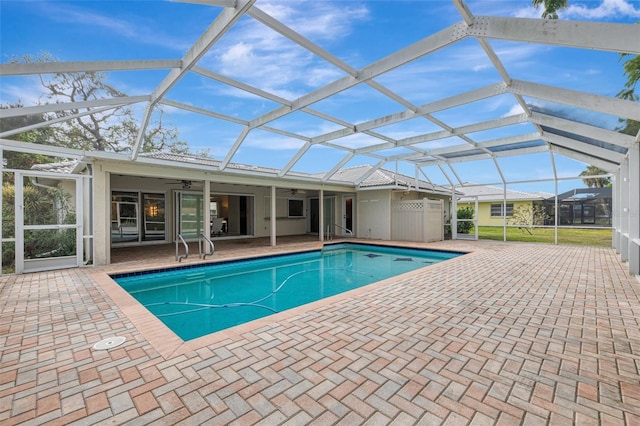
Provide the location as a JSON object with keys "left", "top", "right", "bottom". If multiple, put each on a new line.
{"left": 163, "top": 180, "right": 193, "bottom": 189}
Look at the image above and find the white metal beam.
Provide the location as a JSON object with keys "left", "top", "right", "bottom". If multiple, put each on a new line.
{"left": 419, "top": 145, "right": 550, "bottom": 166}
{"left": 172, "top": 0, "right": 236, "bottom": 6}
{"left": 247, "top": 22, "right": 468, "bottom": 132}
{"left": 355, "top": 160, "right": 386, "bottom": 186}
{"left": 549, "top": 145, "right": 619, "bottom": 172}
{"left": 192, "top": 66, "right": 292, "bottom": 106}
{"left": 0, "top": 96, "right": 149, "bottom": 119}
{"left": 322, "top": 152, "right": 355, "bottom": 182}
{"left": 510, "top": 79, "right": 640, "bottom": 121}
{"left": 159, "top": 99, "right": 248, "bottom": 126}
{"left": 542, "top": 133, "right": 626, "bottom": 164}
{"left": 531, "top": 111, "right": 636, "bottom": 148}
{"left": 0, "top": 105, "right": 123, "bottom": 138}
{"left": 354, "top": 82, "right": 507, "bottom": 134}
{"left": 0, "top": 60, "right": 181, "bottom": 76}
{"left": 221, "top": 126, "right": 250, "bottom": 170}
{"left": 469, "top": 16, "right": 640, "bottom": 54}
{"left": 279, "top": 142, "right": 311, "bottom": 177}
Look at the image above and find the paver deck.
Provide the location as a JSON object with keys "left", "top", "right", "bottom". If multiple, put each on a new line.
{"left": 1, "top": 238, "right": 639, "bottom": 425}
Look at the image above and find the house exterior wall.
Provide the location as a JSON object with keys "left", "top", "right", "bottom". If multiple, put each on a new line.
{"left": 82, "top": 159, "right": 452, "bottom": 266}
{"left": 457, "top": 200, "right": 534, "bottom": 227}
{"left": 357, "top": 189, "right": 391, "bottom": 240}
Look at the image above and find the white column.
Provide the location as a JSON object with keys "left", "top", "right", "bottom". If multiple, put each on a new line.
{"left": 319, "top": 190, "right": 324, "bottom": 241}
{"left": 502, "top": 184, "right": 507, "bottom": 242}
{"left": 451, "top": 188, "right": 458, "bottom": 240}
{"left": 0, "top": 148, "right": 3, "bottom": 271}
{"left": 474, "top": 197, "right": 479, "bottom": 240}
{"left": 203, "top": 179, "right": 210, "bottom": 239}
{"left": 613, "top": 171, "right": 620, "bottom": 251}
{"left": 620, "top": 157, "right": 630, "bottom": 262}
{"left": 554, "top": 179, "right": 559, "bottom": 245}
{"left": 270, "top": 186, "right": 276, "bottom": 247}
{"left": 627, "top": 142, "right": 639, "bottom": 275}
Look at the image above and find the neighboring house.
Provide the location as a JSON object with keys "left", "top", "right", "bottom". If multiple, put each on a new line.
{"left": 454, "top": 183, "right": 553, "bottom": 227}
{"left": 543, "top": 187, "right": 613, "bottom": 226}
{"left": 5, "top": 154, "right": 454, "bottom": 273}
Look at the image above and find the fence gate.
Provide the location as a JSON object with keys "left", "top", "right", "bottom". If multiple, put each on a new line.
{"left": 15, "top": 171, "right": 84, "bottom": 274}
{"left": 391, "top": 198, "right": 443, "bottom": 242}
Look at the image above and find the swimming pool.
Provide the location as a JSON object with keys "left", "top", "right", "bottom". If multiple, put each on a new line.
{"left": 112, "top": 243, "right": 463, "bottom": 341}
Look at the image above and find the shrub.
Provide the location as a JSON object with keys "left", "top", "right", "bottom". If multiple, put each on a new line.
{"left": 457, "top": 207, "right": 474, "bottom": 234}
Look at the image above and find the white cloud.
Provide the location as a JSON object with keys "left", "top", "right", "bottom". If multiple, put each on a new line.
{"left": 513, "top": 6, "right": 542, "bottom": 19}
{"left": 514, "top": 0, "right": 640, "bottom": 19}
{"left": 563, "top": 0, "right": 640, "bottom": 19}
{"left": 203, "top": 1, "right": 368, "bottom": 99}
{"left": 259, "top": 1, "right": 370, "bottom": 42}
{"left": 503, "top": 104, "right": 525, "bottom": 117}
{"left": 39, "top": 3, "right": 193, "bottom": 52}
{"left": 0, "top": 77, "right": 43, "bottom": 106}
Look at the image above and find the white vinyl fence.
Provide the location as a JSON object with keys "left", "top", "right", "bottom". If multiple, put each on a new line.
{"left": 391, "top": 198, "right": 444, "bottom": 242}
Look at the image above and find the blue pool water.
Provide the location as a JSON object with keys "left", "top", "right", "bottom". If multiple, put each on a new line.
{"left": 112, "top": 243, "right": 463, "bottom": 341}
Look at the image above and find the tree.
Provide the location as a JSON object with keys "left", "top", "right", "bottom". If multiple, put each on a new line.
{"left": 509, "top": 204, "right": 549, "bottom": 235}
{"left": 579, "top": 165, "right": 611, "bottom": 188}
{"left": 531, "top": 0, "right": 567, "bottom": 19}
{"left": 6, "top": 53, "right": 198, "bottom": 155}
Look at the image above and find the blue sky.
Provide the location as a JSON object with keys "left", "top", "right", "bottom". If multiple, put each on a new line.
{"left": 1, "top": 0, "right": 639, "bottom": 194}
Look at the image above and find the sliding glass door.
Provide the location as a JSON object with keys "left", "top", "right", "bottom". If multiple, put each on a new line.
{"left": 176, "top": 192, "right": 203, "bottom": 240}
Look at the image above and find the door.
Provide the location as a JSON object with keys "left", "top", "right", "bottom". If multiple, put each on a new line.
{"left": 310, "top": 198, "right": 319, "bottom": 233}
{"left": 342, "top": 195, "right": 354, "bottom": 236}
{"left": 15, "top": 172, "right": 83, "bottom": 273}
{"left": 176, "top": 192, "right": 203, "bottom": 240}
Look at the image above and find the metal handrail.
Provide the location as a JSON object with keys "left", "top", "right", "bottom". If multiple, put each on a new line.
{"left": 175, "top": 234, "right": 189, "bottom": 262}
{"left": 334, "top": 223, "right": 353, "bottom": 237}
{"left": 199, "top": 232, "right": 215, "bottom": 260}
{"left": 326, "top": 223, "right": 353, "bottom": 240}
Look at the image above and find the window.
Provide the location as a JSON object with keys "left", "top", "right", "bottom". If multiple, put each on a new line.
{"left": 490, "top": 203, "right": 513, "bottom": 217}
{"left": 288, "top": 199, "right": 305, "bottom": 217}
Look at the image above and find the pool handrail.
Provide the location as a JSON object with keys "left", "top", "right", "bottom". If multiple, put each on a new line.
{"left": 326, "top": 223, "right": 353, "bottom": 240}
{"left": 175, "top": 234, "right": 189, "bottom": 262}
{"left": 199, "top": 232, "right": 215, "bottom": 260}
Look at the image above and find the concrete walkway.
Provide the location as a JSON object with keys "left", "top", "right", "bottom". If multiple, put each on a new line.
{"left": 1, "top": 239, "right": 639, "bottom": 425}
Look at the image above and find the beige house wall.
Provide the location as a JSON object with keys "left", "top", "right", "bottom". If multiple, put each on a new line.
{"left": 357, "top": 189, "right": 391, "bottom": 240}
{"left": 457, "top": 200, "right": 534, "bottom": 227}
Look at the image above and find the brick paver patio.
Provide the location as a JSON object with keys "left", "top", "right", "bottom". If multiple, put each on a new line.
{"left": 1, "top": 238, "right": 639, "bottom": 425}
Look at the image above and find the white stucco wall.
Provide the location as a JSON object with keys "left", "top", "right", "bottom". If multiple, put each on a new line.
{"left": 357, "top": 189, "right": 391, "bottom": 240}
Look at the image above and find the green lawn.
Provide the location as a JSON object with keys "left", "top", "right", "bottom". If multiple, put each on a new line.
{"left": 463, "top": 226, "right": 613, "bottom": 247}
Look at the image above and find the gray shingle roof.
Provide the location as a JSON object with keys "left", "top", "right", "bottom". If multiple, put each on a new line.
{"left": 455, "top": 183, "right": 553, "bottom": 202}
{"left": 31, "top": 160, "right": 78, "bottom": 174}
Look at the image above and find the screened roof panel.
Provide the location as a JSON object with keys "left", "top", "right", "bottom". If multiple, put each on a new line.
{"left": 496, "top": 152, "right": 557, "bottom": 182}
{"left": 467, "top": 122, "right": 539, "bottom": 142}
{"left": 374, "top": 38, "right": 504, "bottom": 107}
{"left": 540, "top": 126, "right": 627, "bottom": 155}
{"left": 264, "top": 110, "right": 342, "bottom": 138}
{"left": 429, "top": 93, "right": 521, "bottom": 128}
{"left": 304, "top": 83, "right": 406, "bottom": 125}
{"left": 487, "top": 39, "right": 630, "bottom": 96}
{"left": 0, "top": 0, "right": 637, "bottom": 192}
{"left": 369, "top": 116, "right": 444, "bottom": 141}
{"left": 487, "top": 139, "right": 547, "bottom": 153}
{"left": 447, "top": 159, "right": 502, "bottom": 184}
